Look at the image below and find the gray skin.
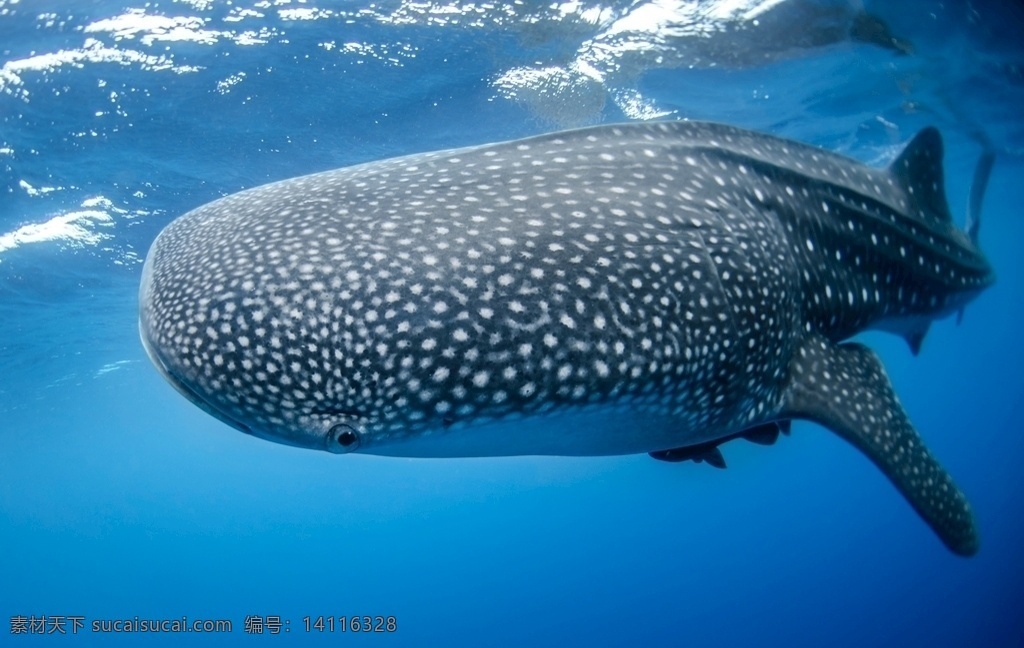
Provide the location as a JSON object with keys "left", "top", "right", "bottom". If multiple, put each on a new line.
{"left": 140, "top": 121, "right": 993, "bottom": 556}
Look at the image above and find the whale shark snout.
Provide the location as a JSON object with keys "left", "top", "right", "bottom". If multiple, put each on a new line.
{"left": 139, "top": 267, "right": 250, "bottom": 437}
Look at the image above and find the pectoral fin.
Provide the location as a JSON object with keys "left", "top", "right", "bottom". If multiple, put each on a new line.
{"left": 782, "top": 334, "right": 978, "bottom": 556}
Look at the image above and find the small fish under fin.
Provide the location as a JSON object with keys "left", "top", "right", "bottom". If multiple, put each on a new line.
{"left": 650, "top": 420, "right": 791, "bottom": 466}
{"left": 781, "top": 333, "right": 978, "bottom": 556}
{"left": 649, "top": 442, "right": 727, "bottom": 468}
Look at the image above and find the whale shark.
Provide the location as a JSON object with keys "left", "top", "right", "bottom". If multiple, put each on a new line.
{"left": 139, "top": 121, "right": 993, "bottom": 556}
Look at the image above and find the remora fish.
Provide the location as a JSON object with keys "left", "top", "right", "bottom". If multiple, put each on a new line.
{"left": 139, "top": 121, "right": 994, "bottom": 555}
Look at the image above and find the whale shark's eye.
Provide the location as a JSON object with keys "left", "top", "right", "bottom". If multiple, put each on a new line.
{"left": 329, "top": 423, "right": 360, "bottom": 452}
{"left": 337, "top": 429, "right": 357, "bottom": 447}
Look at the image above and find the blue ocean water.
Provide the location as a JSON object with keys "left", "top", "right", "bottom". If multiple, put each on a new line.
{"left": 2, "top": 0, "right": 1023, "bottom": 645}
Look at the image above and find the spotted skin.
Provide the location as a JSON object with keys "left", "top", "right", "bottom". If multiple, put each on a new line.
{"left": 140, "top": 121, "right": 993, "bottom": 554}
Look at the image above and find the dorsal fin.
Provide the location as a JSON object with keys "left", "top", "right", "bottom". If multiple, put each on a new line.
{"left": 888, "top": 127, "right": 953, "bottom": 226}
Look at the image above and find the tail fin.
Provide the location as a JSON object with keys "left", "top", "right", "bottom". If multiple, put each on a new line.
{"left": 958, "top": 142, "right": 996, "bottom": 324}
{"left": 966, "top": 146, "right": 995, "bottom": 245}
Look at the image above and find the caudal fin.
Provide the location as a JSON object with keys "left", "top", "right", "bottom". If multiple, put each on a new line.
{"left": 966, "top": 146, "right": 995, "bottom": 246}
{"left": 958, "top": 142, "right": 996, "bottom": 324}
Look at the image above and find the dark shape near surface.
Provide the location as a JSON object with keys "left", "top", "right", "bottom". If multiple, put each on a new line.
{"left": 850, "top": 11, "right": 914, "bottom": 55}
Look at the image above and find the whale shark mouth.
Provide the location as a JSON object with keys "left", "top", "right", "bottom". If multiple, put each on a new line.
{"left": 139, "top": 319, "right": 252, "bottom": 435}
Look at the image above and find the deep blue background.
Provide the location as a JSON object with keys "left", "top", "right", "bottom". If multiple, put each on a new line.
{"left": 2, "top": 1, "right": 1022, "bottom": 645}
